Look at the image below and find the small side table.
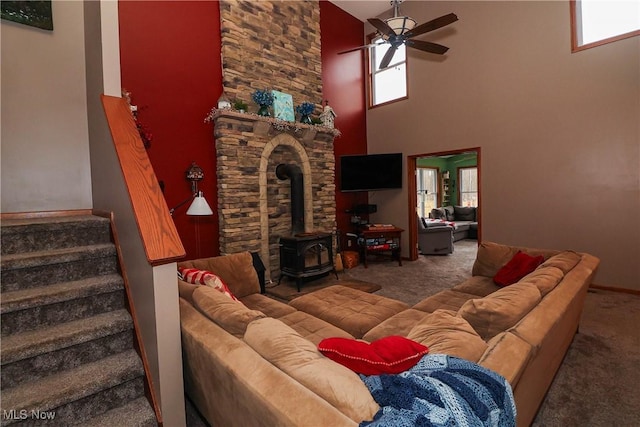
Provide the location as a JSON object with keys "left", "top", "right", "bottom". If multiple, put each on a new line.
{"left": 359, "top": 226, "right": 403, "bottom": 268}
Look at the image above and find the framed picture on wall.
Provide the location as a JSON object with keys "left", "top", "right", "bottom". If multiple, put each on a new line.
{"left": 271, "top": 90, "right": 294, "bottom": 122}
{"left": 1, "top": 1, "right": 53, "bottom": 31}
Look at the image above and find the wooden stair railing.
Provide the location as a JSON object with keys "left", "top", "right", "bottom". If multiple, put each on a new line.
{"left": 101, "top": 94, "right": 185, "bottom": 264}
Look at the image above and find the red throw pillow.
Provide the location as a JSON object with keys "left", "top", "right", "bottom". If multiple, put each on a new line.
{"left": 493, "top": 251, "right": 544, "bottom": 287}
{"left": 178, "top": 267, "right": 239, "bottom": 301}
{"left": 318, "top": 336, "right": 429, "bottom": 375}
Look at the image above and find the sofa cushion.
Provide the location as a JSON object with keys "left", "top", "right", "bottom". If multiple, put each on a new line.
{"left": 458, "top": 283, "right": 541, "bottom": 341}
{"left": 407, "top": 309, "right": 488, "bottom": 362}
{"left": 443, "top": 206, "right": 455, "bottom": 221}
{"left": 192, "top": 286, "right": 265, "bottom": 337}
{"left": 412, "top": 290, "right": 480, "bottom": 313}
{"left": 539, "top": 251, "right": 581, "bottom": 274}
{"left": 493, "top": 251, "right": 544, "bottom": 286}
{"left": 479, "top": 332, "right": 533, "bottom": 386}
{"left": 362, "top": 309, "right": 431, "bottom": 342}
{"left": 289, "top": 285, "right": 409, "bottom": 338}
{"left": 318, "top": 336, "right": 429, "bottom": 376}
{"left": 179, "top": 251, "right": 260, "bottom": 298}
{"left": 244, "top": 317, "right": 379, "bottom": 423}
{"left": 430, "top": 207, "right": 447, "bottom": 219}
{"left": 472, "top": 242, "right": 520, "bottom": 277}
{"left": 451, "top": 276, "right": 500, "bottom": 297}
{"left": 453, "top": 206, "right": 476, "bottom": 221}
{"left": 240, "top": 293, "right": 297, "bottom": 318}
{"left": 178, "top": 279, "right": 199, "bottom": 304}
{"left": 278, "top": 311, "right": 354, "bottom": 346}
{"left": 178, "top": 267, "right": 239, "bottom": 301}
{"left": 518, "top": 266, "right": 565, "bottom": 297}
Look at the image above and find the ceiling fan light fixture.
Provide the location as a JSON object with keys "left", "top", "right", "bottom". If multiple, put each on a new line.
{"left": 384, "top": 16, "right": 416, "bottom": 36}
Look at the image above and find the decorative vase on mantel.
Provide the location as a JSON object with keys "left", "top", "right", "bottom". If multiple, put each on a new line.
{"left": 257, "top": 104, "right": 271, "bottom": 117}
{"left": 300, "top": 114, "right": 312, "bottom": 125}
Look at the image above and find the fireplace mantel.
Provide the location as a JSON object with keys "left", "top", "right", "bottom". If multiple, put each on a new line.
{"left": 208, "top": 108, "right": 340, "bottom": 143}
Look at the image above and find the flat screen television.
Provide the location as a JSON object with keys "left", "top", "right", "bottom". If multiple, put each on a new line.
{"left": 340, "top": 153, "right": 403, "bottom": 192}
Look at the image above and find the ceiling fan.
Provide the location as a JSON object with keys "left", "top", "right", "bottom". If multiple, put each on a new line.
{"left": 340, "top": 0, "right": 458, "bottom": 69}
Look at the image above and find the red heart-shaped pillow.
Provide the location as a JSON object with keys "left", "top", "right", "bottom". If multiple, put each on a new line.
{"left": 318, "top": 336, "right": 429, "bottom": 375}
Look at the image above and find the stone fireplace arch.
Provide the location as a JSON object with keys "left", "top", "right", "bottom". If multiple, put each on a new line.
{"left": 259, "top": 133, "right": 313, "bottom": 280}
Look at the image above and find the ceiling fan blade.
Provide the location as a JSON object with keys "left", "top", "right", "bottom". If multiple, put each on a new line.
{"left": 379, "top": 45, "right": 398, "bottom": 69}
{"left": 368, "top": 18, "right": 396, "bottom": 38}
{"left": 404, "top": 13, "right": 458, "bottom": 39}
{"left": 338, "top": 43, "right": 379, "bottom": 55}
{"left": 405, "top": 39, "right": 449, "bottom": 55}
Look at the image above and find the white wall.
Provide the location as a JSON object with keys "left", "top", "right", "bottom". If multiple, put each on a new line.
{"left": 367, "top": 1, "right": 640, "bottom": 290}
{"left": 1, "top": 1, "right": 92, "bottom": 213}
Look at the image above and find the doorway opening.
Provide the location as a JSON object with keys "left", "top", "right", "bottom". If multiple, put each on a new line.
{"left": 407, "top": 147, "right": 481, "bottom": 261}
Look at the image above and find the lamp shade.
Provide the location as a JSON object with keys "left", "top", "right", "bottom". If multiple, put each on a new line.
{"left": 186, "top": 191, "right": 214, "bottom": 216}
{"left": 385, "top": 16, "right": 416, "bottom": 35}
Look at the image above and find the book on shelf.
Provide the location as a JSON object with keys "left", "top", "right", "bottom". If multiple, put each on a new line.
{"left": 365, "top": 224, "right": 395, "bottom": 230}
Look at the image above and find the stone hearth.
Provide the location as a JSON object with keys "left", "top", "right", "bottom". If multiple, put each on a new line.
{"left": 211, "top": 109, "right": 340, "bottom": 281}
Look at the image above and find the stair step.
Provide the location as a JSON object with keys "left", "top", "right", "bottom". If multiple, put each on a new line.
{"left": 80, "top": 397, "right": 157, "bottom": 427}
{"left": 0, "top": 350, "right": 144, "bottom": 426}
{"left": 1, "top": 215, "right": 111, "bottom": 255}
{"left": 0, "top": 244, "right": 118, "bottom": 292}
{"left": 1, "top": 274, "right": 124, "bottom": 314}
{"left": 1, "top": 310, "right": 134, "bottom": 388}
{"left": 1, "top": 277, "right": 126, "bottom": 337}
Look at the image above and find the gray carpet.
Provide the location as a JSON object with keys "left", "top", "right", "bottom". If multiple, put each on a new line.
{"left": 185, "top": 240, "right": 640, "bottom": 425}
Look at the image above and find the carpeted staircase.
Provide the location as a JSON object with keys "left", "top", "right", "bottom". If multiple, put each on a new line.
{"left": 1, "top": 215, "right": 158, "bottom": 426}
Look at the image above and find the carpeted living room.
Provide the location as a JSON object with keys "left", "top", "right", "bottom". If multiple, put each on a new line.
{"left": 2, "top": 0, "right": 638, "bottom": 426}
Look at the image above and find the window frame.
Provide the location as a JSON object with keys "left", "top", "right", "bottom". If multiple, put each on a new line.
{"left": 570, "top": 0, "right": 640, "bottom": 52}
{"left": 366, "top": 32, "right": 409, "bottom": 109}
{"left": 458, "top": 167, "right": 478, "bottom": 207}
{"left": 416, "top": 167, "right": 439, "bottom": 218}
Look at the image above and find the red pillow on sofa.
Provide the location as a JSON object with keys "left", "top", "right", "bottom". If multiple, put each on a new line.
{"left": 178, "top": 267, "right": 239, "bottom": 301}
{"left": 318, "top": 336, "right": 429, "bottom": 375}
{"left": 493, "top": 251, "right": 544, "bottom": 287}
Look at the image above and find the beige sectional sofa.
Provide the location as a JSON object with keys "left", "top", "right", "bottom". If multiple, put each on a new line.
{"left": 178, "top": 242, "right": 599, "bottom": 427}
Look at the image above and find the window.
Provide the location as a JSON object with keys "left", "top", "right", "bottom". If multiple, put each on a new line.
{"left": 571, "top": 0, "right": 640, "bottom": 51}
{"left": 369, "top": 36, "right": 408, "bottom": 107}
{"left": 417, "top": 167, "right": 438, "bottom": 218}
{"left": 459, "top": 167, "right": 478, "bottom": 207}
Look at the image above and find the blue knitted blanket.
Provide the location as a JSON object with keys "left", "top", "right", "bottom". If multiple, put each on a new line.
{"left": 359, "top": 354, "right": 516, "bottom": 427}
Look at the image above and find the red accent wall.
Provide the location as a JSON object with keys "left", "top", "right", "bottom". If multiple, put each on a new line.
{"left": 119, "top": 0, "right": 366, "bottom": 258}
{"left": 118, "top": 1, "right": 221, "bottom": 259}
{"left": 319, "top": 1, "right": 368, "bottom": 246}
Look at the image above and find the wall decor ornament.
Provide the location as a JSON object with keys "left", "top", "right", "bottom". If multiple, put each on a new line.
{"left": 1, "top": 1, "right": 53, "bottom": 31}
{"left": 271, "top": 90, "right": 295, "bottom": 122}
{"left": 319, "top": 100, "right": 337, "bottom": 129}
{"left": 251, "top": 89, "right": 274, "bottom": 117}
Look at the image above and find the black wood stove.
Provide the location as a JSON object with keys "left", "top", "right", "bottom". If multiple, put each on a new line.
{"left": 275, "top": 163, "right": 337, "bottom": 291}
{"left": 278, "top": 232, "right": 337, "bottom": 291}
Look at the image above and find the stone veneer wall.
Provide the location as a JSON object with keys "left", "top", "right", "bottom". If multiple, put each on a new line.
{"left": 213, "top": 112, "right": 337, "bottom": 280}
{"left": 214, "top": 1, "right": 337, "bottom": 281}
{"left": 219, "top": 0, "right": 323, "bottom": 110}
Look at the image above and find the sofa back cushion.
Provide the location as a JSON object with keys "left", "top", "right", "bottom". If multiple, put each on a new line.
{"left": 407, "top": 309, "right": 488, "bottom": 362}
{"left": 244, "top": 317, "right": 379, "bottom": 423}
{"left": 179, "top": 251, "right": 260, "bottom": 298}
{"left": 192, "top": 286, "right": 265, "bottom": 337}
{"left": 453, "top": 206, "right": 476, "bottom": 221}
{"left": 518, "top": 266, "right": 565, "bottom": 297}
{"left": 458, "top": 283, "right": 541, "bottom": 341}
{"left": 538, "top": 251, "right": 581, "bottom": 274}
{"left": 472, "top": 241, "right": 557, "bottom": 278}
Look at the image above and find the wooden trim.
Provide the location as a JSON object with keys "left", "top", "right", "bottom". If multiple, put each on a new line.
{"left": 407, "top": 147, "right": 482, "bottom": 256}
{"left": 407, "top": 156, "right": 418, "bottom": 260}
{"left": 589, "top": 284, "right": 640, "bottom": 296}
{"left": 1, "top": 209, "right": 92, "bottom": 220}
{"left": 570, "top": 0, "right": 640, "bottom": 53}
{"left": 101, "top": 95, "right": 185, "bottom": 265}
{"left": 104, "top": 211, "right": 164, "bottom": 426}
